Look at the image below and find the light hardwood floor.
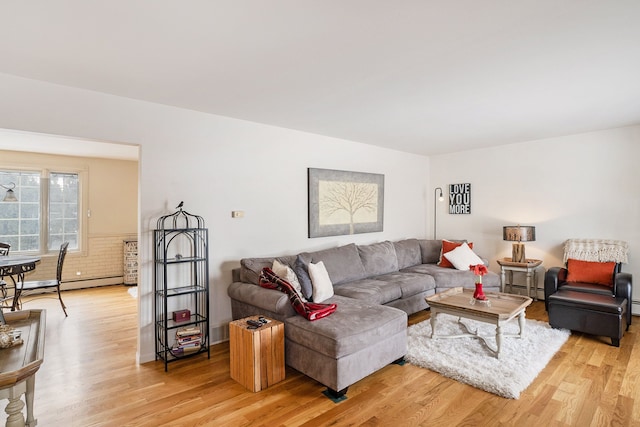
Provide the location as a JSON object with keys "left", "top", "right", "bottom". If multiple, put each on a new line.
{"left": 4, "top": 286, "right": 640, "bottom": 426}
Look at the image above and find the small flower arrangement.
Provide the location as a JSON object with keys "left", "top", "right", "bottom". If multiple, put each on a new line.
{"left": 470, "top": 264, "right": 488, "bottom": 283}
{"left": 470, "top": 264, "right": 488, "bottom": 301}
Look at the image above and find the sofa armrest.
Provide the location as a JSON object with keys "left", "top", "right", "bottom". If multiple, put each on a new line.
{"left": 227, "top": 281, "right": 296, "bottom": 317}
{"left": 614, "top": 272, "right": 633, "bottom": 327}
{"left": 544, "top": 267, "right": 567, "bottom": 311}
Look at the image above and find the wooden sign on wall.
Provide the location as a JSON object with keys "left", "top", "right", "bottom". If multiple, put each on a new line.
{"left": 449, "top": 183, "right": 471, "bottom": 214}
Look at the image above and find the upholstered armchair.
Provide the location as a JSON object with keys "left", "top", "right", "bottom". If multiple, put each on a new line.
{"left": 545, "top": 239, "right": 632, "bottom": 346}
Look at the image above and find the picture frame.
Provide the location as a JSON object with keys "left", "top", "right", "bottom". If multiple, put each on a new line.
{"left": 449, "top": 183, "right": 471, "bottom": 214}
{"left": 308, "top": 168, "right": 384, "bottom": 238}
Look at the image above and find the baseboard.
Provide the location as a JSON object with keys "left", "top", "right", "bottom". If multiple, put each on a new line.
{"left": 633, "top": 299, "right": 640, "bottom": 316}
{"left": 62, "top": 276, "right": 124, "bottom": 290}
{"left": 211, "top": 323, "right": 229, "bottom": 345}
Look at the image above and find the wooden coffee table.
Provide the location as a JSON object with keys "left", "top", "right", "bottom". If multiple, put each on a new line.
{"left": 425, "top": 287, "right": 532, "bottom": 358}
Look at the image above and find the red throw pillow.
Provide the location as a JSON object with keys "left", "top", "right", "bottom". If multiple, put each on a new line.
{"left": 566, "top": 258, "right": 616, "bottom": 287}
{"left": 438, "top": 240, "right": 473, "bottom": 269}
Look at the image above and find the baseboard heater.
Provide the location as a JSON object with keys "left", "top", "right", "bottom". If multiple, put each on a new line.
{"left": 61, "top": 275, "right": 124, "bottom": 290}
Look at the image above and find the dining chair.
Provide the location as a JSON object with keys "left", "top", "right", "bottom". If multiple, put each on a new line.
{"left": 0, "top": 242, "right": 10, "bottom": 304}
{"left": 13, "top": 242, "right": 69, "bottom": 316}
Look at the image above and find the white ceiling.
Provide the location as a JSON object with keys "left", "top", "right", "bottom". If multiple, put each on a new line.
{"left": 1, "top": 1, "right": 639, "bottom": 157}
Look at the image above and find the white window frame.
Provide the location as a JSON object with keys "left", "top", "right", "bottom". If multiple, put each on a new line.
{"left": 0, "top": 165, "right": 88, "bottom": 256}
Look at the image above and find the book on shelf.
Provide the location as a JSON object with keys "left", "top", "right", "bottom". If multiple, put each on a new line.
{"left": 171, "top": 345, "right": 201, "bottom": 356}
{"left": 177, "top": 337, "right": 201, "bottom": 346}
{"left": 177, "top": 341, "right": 201, "bottom": 348}
{"left": 172, "top": 325, "right": 204, "bottom": 356}
{"left": 176, "top": 326, "right": 201, "bottom": 337}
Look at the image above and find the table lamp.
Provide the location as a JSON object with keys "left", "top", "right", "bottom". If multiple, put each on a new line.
{"left": 503, "top": 225, "right": 536, "bottom": 263}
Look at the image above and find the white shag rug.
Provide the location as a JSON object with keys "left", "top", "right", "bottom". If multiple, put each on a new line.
{"left": 406, "top": 313, "right": 570, "bottom": 399}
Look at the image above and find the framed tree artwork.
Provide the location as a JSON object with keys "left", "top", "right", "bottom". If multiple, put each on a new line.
{"left": 308, "top": 168, "right": 384, "bottom": 238}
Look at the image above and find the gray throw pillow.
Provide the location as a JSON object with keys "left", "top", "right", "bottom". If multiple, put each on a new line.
{"left": 293, "top": 255, "right": 314, "bottom": 301}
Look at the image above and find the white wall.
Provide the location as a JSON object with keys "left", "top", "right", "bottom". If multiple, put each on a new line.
{"left": 430, "top": 126, "right": 640, "bottom": 311}
{"left": 3, "top": 71, "right": 637, "bottom": 360}
{"left": 0, "top": 73, "right": 430, "bottom": 362}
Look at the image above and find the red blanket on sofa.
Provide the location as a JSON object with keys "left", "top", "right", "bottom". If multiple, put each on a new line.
{"left": 259, "top": 267, "right": 337, "bottom": 321}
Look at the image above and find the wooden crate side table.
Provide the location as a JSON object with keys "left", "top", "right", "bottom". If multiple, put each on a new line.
{"left": 229, "top": 316, "right": 284, "bottom": 392}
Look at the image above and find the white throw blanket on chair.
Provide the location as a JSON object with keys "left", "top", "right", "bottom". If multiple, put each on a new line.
{"left": 563, "top": 239, "right": 629, "bottom": 264}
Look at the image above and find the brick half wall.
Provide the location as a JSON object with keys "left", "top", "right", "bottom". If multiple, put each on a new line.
{"left": 24, "top": 234, "right": 137, "bottom": 290}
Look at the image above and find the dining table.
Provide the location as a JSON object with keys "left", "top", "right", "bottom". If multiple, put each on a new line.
{"left": 0, "top": 256, "right": 41, "bottom": 313}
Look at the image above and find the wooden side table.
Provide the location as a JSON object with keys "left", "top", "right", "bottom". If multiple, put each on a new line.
{"left": 229, "top": 316, "right": 285, "bottom": 392}
{"left": 496, "top": 258, "right": 543, "bottom": 301}
{"left": 0, "top": 309, "right": 45, "bottom": 427}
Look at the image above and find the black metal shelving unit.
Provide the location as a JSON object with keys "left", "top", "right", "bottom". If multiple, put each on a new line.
{"left": 154, "top": 205, "right": 210, "bottom": 371}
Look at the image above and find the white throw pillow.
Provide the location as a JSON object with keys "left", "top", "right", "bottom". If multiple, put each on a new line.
{"left": 272, "top": 260, "right": 305, "bottom": 299}
{"left": 308, "top": 261, "right": 334, "bottom": 303}
{"left": 443, "top": 242, "right": 484, "bottom": 270}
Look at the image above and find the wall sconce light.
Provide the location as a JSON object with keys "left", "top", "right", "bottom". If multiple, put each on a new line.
{"left": 1, "top": 183, "right": 17, "bottom": 202}
{"left": 503, "top": 225, "right": 536, "bottom": 263}
{"left": 434, "top": 187, "right": 444, "bottom": 239}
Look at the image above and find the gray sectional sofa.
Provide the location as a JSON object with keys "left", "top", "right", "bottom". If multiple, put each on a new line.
{"left": 227, "top": 238, "right": 500, "bottom": 400}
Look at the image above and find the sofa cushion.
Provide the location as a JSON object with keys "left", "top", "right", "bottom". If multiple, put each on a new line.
{"left": 358, "top": 241, "right": 399, "bottom": 276}
{"left": 284, "top": 295, "right": 407, "bottom": 359}
{"left": 272, "top": 259, "right": 304, "bottom": 298}
{"left": 402, "top": 263, "right": 500, "bottom": 289}
{"left": 418, "top": 239, "right": 442, "bottom": 264}
{"left": 443, "top": 242, "right": 483, "bottom": 270}
{"left": 438, "top": 239, "right": 472, "bottom": 268}
{"left": 308, "top": 261, "right": 334, "bottom": 303}
{"left": 393, "top": 239, "right": 422, "bottom": 269}
{"left": 559, "top": 281, "right": 614, "bottom": 296}
{"left": 240, "top": 255, "right": 296, "bottom": 285}
{"left": 333, "top": 278, "right": 402, "bottom": 305}
{"left": 566, "top": 258, "right": 616, "bottom": 287}
{"left": 371, "top": 271, "right": 436, "bottom": 298}
{"left": 304, "top": 243, "right": 367, "bottom": 285}
{"left": 293, "top": 255, "right": 314, "bottom": 300}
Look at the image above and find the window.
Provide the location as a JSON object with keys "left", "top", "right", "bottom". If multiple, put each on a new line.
{"left": 48, "top": 173, "right": 79, "bottom": 250}
{"left": 0, "top": 169, "right": 82, "bottom": 253}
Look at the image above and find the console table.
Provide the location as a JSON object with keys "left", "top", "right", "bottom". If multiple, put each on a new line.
{"left": 0, "top": 309, "right": 45, "bottom": 427}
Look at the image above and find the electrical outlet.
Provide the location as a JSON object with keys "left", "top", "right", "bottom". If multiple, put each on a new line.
{"left": 231, "top": 210, "right": 244, "bottom": 218}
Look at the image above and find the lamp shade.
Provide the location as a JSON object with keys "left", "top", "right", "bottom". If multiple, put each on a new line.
{"left": 503, "top": 226, "right": 536, "bottom": 242}
{"left": 1, "top": 182, "right": 18, "bottom": 202}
